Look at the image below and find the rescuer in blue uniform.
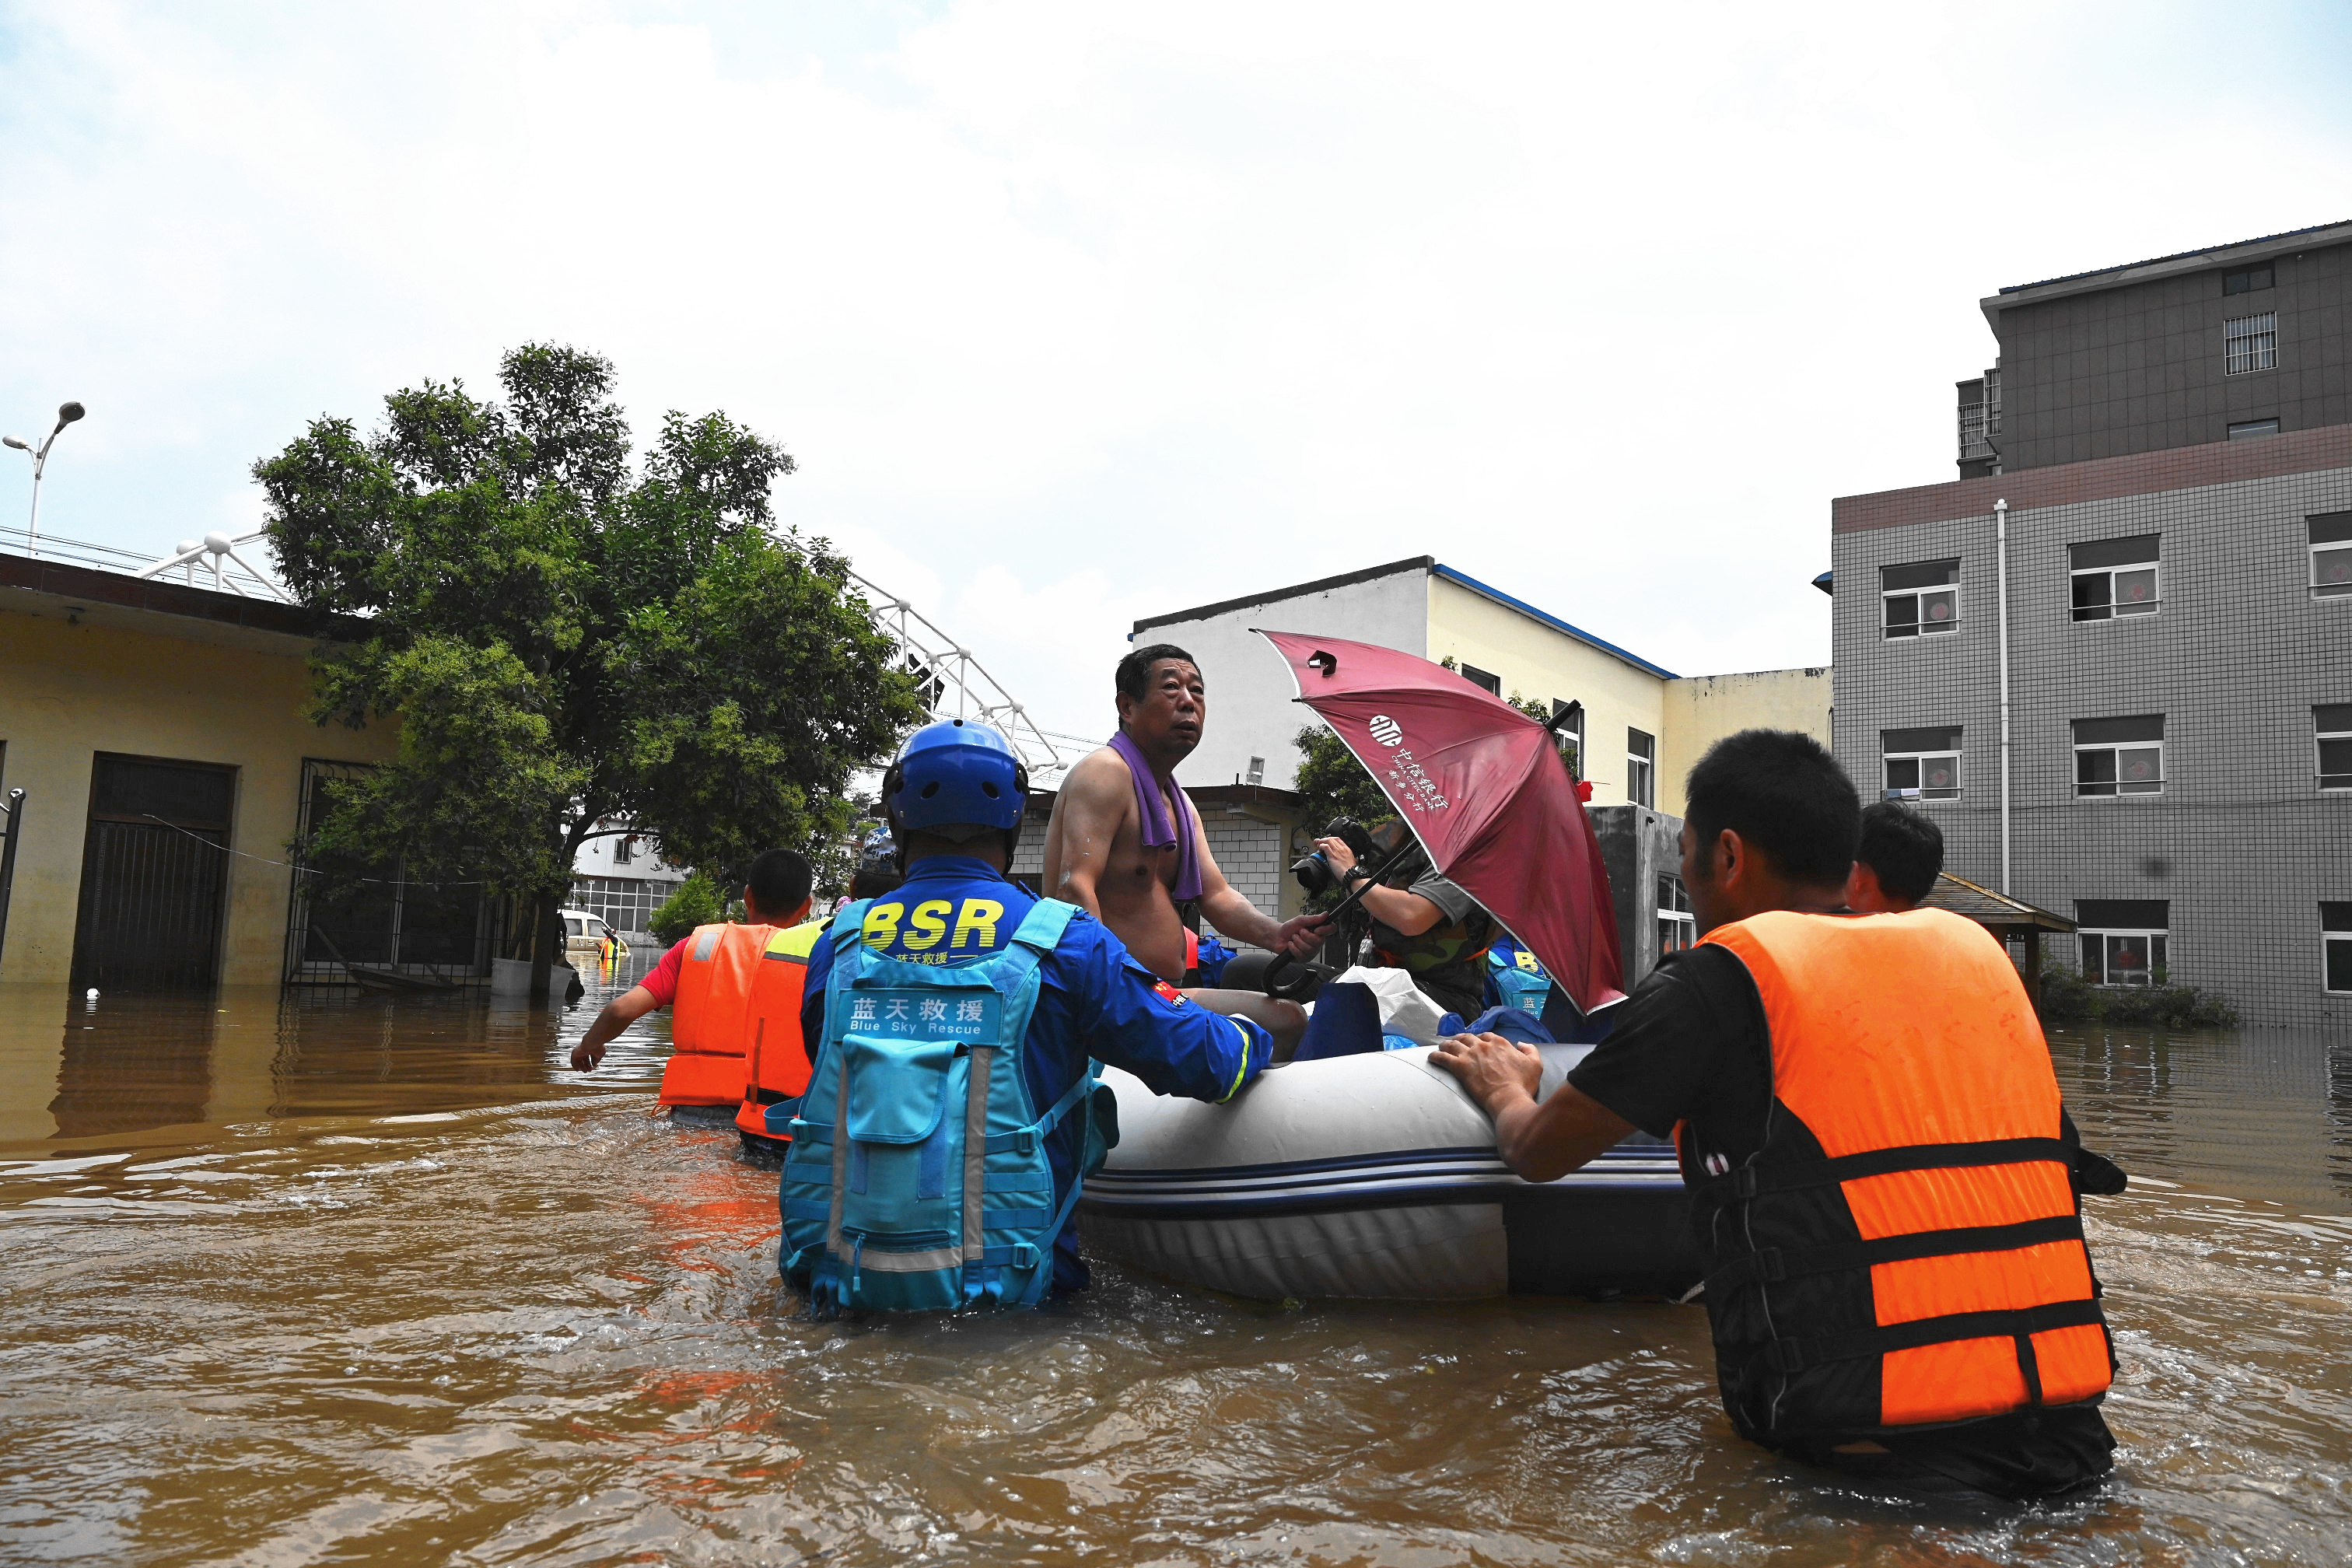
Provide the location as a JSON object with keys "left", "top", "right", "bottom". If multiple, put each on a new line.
{"left": 796, "top": 718, "right": 1272, "bottom": 1299}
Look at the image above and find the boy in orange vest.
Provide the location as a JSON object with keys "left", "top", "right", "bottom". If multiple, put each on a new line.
{"left": 569, "top": 850, "right": 814, "bottom": 1101}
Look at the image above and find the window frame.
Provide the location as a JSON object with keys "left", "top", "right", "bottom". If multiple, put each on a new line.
{"left": 2317, "top": 706, "right": 2352, "bottom": 792}
{"left": 1881, "top": 560, "right": 1962, "bottom": 639}
{"left": 1883, "top": 747, "right": 1963, "bottom": 803}
{"left": 2224, "top": 310, "right": 2277, "bottom": 375}
{"left": 2073, "top": 717, "right": 2166, "bottom": 799}
{"left": 1459, "top": 663, "right": 1501, "bottom": 696}
{"left": 2078, "top": 927, "right": 2169, "bottom": 987}
{"left": 2326, "top": 904, "right": 2352, "bottom": 995}
{"left": 1655, "top": 873, "right": 1694, "bottom": 960}
{"left": 2070, "top": 560, "right": 2161, "bottom": 622}
{"left": 2222, "top": 264, "right": 2273, "bottom": 296}
{"left": 1627, "top": 728, "right": 1655, "bottom": 810}
{"left": 2311, "top": 513, "right": 2352, "bottom": 599}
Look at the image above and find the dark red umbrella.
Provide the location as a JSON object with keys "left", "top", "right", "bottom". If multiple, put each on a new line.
{"left": 1257, "top": 629, "right": 1626, "bottom": 1014}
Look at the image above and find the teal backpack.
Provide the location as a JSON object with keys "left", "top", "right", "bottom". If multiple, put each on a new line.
{"left": 1487, "top": 943, "right": 1553, "bottom": 1017}
{"left": 779, "top": 898, "right": 1115, "bottom": 1314}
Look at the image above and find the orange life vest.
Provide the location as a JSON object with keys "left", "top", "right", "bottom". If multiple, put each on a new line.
{"left": 658, "top": 922, "right": 777, "bottom": 1108}
{"left": 1685, "top": 908, "right": 2112, "bottom": 1447}
{"left": 734, "top": 919, "right": 823, "bottom": 1143}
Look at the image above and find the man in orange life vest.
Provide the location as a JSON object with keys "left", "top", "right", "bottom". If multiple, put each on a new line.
{"left": 570, "top": 849, "right": 815, "bottom": 1125}
{"left": 1435, "top": 730, "right": 2122, "bottom": 1498}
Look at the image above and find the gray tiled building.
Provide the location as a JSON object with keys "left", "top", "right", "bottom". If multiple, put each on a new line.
{"left": 1832, "top": 222, "right": 2352, "bottom": 1027}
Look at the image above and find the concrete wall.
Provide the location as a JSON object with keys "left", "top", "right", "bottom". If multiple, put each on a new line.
{"left": 1136, "top": 565, "right": 1430, "bottom": 793}
{"left": 1657, "top": 667, "right": 1834, "bottom": 817}
{"left": 1831, "top": 450, "right": 2352, "bottom": 1027}
{"left": 1425, "top": 574, "right": 1667, "bottom": 810}
{"left": 1994, "top": 236, "right": 2352, "bottom": 471}
{"left": 1589, "top": 804, "right": 1683, "bottom": 985}
{"left": 0, "top": 601, "right": 395, "bottom": 986}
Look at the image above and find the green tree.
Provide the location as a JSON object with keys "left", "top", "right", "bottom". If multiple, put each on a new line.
{"left": 647, "top": 875, "right": 724, "bottom": 947}
{"left": 257, "top": 344, "right": 921, "bottom": 992}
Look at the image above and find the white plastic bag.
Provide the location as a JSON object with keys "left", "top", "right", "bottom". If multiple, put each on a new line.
{"left": 1324, "top": 965, "right": 1449, "bottom": 1046}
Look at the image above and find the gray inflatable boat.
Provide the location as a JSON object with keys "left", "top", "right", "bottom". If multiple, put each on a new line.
{"left": 1080, "top": 1043, "right": 1701, "bottom": 1301}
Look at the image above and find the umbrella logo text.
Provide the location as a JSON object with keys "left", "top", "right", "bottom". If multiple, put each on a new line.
{"left": 1369, "top": 715, "right": 1403, "bottom": 747}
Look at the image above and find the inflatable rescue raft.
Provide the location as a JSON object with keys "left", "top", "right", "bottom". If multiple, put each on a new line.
{"left": 1080, "top": 1043, "right": 1700, "bottom": 1300}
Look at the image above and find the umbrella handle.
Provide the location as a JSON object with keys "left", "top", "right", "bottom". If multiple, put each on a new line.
{"left": 1257, "top": 835, "right": 1423, "bottom": 998}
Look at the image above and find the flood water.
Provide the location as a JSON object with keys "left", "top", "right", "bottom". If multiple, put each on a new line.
{"left": 4, "top": 964, "right": 2350, "bottom": 1566}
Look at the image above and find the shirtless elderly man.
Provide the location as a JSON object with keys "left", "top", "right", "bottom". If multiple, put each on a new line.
{"left": 1042, "top": 644, "right": 1328, "bottom": 1052}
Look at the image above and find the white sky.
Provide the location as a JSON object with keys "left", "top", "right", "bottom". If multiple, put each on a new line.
{"left": 5, "top": 2, "right": 2350, "bottom": 743}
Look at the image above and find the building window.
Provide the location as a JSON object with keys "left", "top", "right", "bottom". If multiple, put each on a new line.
{"left": 1460, "top": 663, "right": 1501, "bottom": 695}
{"left": 2077, "top": 898, "right": 2170, "bottom": 986}
{"left": 1627, "top": 729, "right": 1655, "bottom": 809}
{"left": 2312, "top": 512, "right": 2352, "bottom": 598}
{"left": 1882, "top": 559, "right": 1961, "bottom": 638}
{"left": 612, "top": 835, "right": 635, "bottom": 866}
{"left": 2228, "top": 418, "right": 2280, "bottom": 440}
{"left": 1656, "top": 873, "right": 1694, "bottom": 959}
{"left": 2318, "top": 705, "right": 2352, "bottom": 791}
{"left": 1881, "top": 726, "right": 1962, "bottom": 802}
{"left": 1244, "top": 755, "right": 1265, "bottom": 787}
{"left": 1551, "top": 699, "right": 1584, "bottom": 780}
{"left": 2070, "top": 534, "right": 2160, "bottom": 621}
{"left": 2223, "top": 264, "right": 2274, "bottom": 296}
{"left": 2326, "top": 903, "right": 2352, "bottom": 994}
{"left": 2074, "top": 714, "right": 2165, "bottom": 797}
{"left": 2224, "top": 312, "right": 2277, "bottom": 375}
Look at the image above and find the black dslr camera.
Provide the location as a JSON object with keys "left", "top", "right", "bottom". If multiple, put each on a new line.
{"left": 1290, "top": 817, "right": 1381, "bottom": 898}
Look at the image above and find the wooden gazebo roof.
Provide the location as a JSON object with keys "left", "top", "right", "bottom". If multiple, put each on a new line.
{"left": 1920, "top": 873, "right": 2074, "bottom": 933}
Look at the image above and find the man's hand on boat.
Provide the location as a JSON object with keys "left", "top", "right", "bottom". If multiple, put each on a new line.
{"left": 1431, "top": 1032, "right": 1636, "bottom": 1184}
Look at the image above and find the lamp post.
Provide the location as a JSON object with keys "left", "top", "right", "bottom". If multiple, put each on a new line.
{"left": 2, "top": 401, "right": 89, "bottom": 560}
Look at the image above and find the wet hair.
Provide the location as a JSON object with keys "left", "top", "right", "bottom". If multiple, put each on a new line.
{"left": 744, "top": 848, "right": 814, "bottom": 918}
{"left": 1683, "top": 730, "right": 1859, "bottom": 891}
{"left": 1857, "top": 800, "right": 1944, "bottom": 904}
{"left": 1115, "top": 643, "right": 1199, "bottom": 704}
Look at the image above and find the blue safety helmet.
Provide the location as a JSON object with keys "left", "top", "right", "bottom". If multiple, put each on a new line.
{"left": 882, "top": 719, "right": 1030, "bottom": 854}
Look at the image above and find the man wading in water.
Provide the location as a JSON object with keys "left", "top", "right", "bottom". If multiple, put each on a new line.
{"left": 1042, "top": 645, "right": 1328, "bottom": 1054}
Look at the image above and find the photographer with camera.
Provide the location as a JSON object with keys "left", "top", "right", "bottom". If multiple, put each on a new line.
{"left": 1307, "top": 821, "right": 1496, "bottom": 1022}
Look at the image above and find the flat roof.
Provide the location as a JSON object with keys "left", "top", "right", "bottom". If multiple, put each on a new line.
{"left": 1132, "top": 555, "right": 1677, "bottom": 681}
{"left": 1986, "top": 219, "right": 2352, "bottom": 316}
{"left": 1132, "top": 556, "right": 1434, "bottom": 632}
{"left": 0, "top": 551, "right": 365, "bottom": 653}
{"left": 1426, "top": 562, "right": 1678, "bottom": 680}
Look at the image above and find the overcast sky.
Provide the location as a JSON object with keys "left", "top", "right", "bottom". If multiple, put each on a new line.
{"left": 5, "top": 2, "right": 2350, "bottom": 744}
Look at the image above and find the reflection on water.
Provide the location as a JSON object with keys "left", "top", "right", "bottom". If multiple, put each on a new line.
{"left": 2, "top": 982, "right": 2349, "bottom": 1565}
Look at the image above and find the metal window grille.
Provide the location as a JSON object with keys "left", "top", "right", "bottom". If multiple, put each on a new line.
{"left": 2224, "top": 312, "right": 2277, "bottom": 375}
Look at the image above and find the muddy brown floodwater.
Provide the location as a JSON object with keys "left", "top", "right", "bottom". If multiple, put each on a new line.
{"left": 3, "top": 966, "right": 2350, "bottom": 1566}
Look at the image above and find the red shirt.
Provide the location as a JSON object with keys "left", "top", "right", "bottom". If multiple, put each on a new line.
{"left": 641, "top": 936, "right": 691, "bottom": 1006}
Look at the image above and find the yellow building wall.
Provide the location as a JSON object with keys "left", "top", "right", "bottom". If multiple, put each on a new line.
{"left": 1424, "top": 575, "right": 1668, "bottom": 809}
{"left": 0, "top": 606, "right": 396, "bottom": 986}
{"left": 1657, "top": 667, "right": 1834, "bottom": 817}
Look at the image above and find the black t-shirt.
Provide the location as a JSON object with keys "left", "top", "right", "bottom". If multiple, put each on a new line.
{"left": 1563, "top": 943, "right": 1771, "bottom": 1181}
{"left": 1566, "top": 936, "right": 2116, "bottom": 1500}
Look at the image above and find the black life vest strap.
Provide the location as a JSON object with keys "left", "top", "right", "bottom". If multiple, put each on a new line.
{"left": 1760, "top": 1297, "right": 2105, "bottom": 1377}
{"left": 1706, "top": 1213, "right": 2085, "bottom": 1293}
{"left": 1697, "top": 1137, "right": 2070, "bottom": 1206}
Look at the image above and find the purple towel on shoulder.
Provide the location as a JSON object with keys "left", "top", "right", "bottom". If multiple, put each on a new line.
{"left": 1108, "top": 729, "right": 1203, "bottom": 902}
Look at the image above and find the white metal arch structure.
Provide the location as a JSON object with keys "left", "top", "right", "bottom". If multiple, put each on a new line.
{"left": 844, "top": 567, "right": 1075, "bottom": 784}
{"left": 135, "top": 530, "right": 294, "bottom": 602}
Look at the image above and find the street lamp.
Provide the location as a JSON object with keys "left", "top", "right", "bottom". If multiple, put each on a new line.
{"left": 2, "top": 401, "right": 88, "bottom": 561}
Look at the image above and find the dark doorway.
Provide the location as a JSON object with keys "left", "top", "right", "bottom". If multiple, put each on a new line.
{"left": 69, "top": 754, "right": 237, "bottom": 993}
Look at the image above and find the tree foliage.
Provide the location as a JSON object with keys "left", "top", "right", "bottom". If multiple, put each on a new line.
{"left": 256, "top": 344, "right": 921, "bottom": 961}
